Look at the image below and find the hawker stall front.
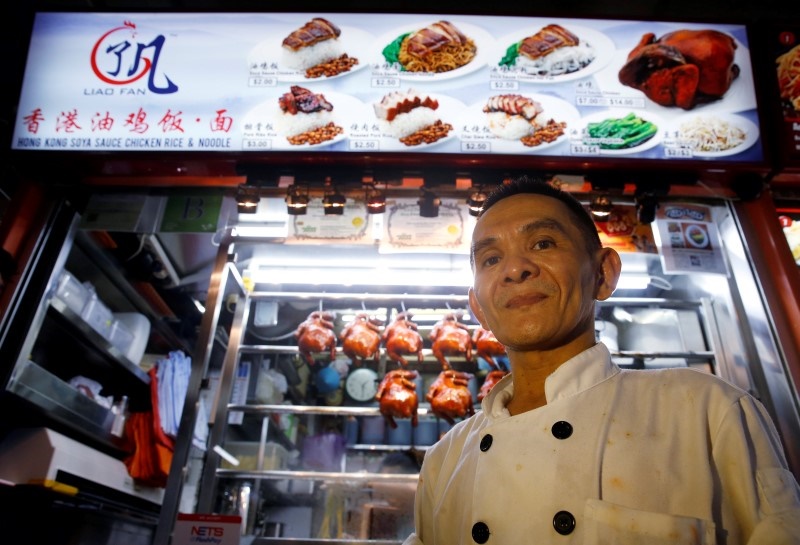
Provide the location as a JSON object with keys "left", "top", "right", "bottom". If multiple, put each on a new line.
{"left": 1, "top": 9, "right": 799, "bottom": 545}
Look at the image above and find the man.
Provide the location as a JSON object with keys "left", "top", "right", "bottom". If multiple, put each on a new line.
{"left": 404, "top": 176, "right": 800, "bottom": 544}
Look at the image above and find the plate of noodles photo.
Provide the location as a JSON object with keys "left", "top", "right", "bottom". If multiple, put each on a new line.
{"left": 248, "top": 18, "right": 373, "bottom": 82}
{"left": 377, "top": 20, "right": 495, "bottom": 81}
{"left": 669, "top": 112, "right": 759, "bottom": 158}
{"left": 492, "top": 24, "right": 615, "bottom": 83}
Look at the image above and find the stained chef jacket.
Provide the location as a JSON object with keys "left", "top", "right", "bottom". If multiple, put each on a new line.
{"left": 403, "top": 343, "right": 800, "bottom": 544}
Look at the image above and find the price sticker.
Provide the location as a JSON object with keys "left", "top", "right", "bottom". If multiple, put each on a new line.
{"left": 349, "top": 140, "right": 380, "bottom": 151}
{"left": 607, "top": 97, "right": 645, "bottom": 108}
{"left": 461, "top": 141, "right": 492, "bottom": 153}
{"left": 570, "top": 143, "right": 600, "bottom": 155}
{"left": 664, "top": 147, "right": 694, "bottom": 158}
{"left": 371, "top": 77, "right": 401, "bottom": 88}
{"left": 242, "top": 138, "right": 272, "bottom": 150}
{"left": 575, "top": 96, "right": 609, "bottom": 107}
{"left": 490, "top": 80, "right": 519, "bottom": 91}
{"left": 248, "top": 76, "right": 278, "bottom": 87}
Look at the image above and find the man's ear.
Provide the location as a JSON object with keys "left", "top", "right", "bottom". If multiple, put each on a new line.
{"left": 595, "top": 247, "right": 622, "bottom": 301}
{"left": 468, "top": 288, "right": 489, "bottom": 329}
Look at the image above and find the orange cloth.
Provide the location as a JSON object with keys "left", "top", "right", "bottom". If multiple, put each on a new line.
{"left": 122, "top": 366, "right": 174, "bottom": 487}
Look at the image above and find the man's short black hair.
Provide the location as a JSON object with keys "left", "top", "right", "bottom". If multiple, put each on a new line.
{"left": 477, "top": 176, "right": 602, "bottom": 255}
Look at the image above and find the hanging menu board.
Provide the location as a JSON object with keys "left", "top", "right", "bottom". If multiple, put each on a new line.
{"left": 772, "top": 26, "right": 800, "bottom": 163}
{"left": 11, "top": 12, "right": 762, "bottom": 163}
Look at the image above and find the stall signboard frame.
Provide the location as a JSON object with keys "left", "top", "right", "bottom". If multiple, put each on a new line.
{"left": 12, "top": 12, "right": 764, "bottom": 166}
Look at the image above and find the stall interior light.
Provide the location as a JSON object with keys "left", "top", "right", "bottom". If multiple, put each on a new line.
{"left": 236, "top": 184, "right": 260, "bottom": 214}
{"left": 323, "top": 186, "right": 347, "bottom": 215}
{"left": 418, "top": 188, "right": 441, "bottom": 218}
{"left": 365, "top": 184, "right": 386, "bottom": 214}
{"left": 589, "top": 195, "right": 614, "bottom": 221}
{"left": 285, "top": 184, "right": 309, "bottom": 215}
{"left": 467, "top": 187, "right": 488, "bottom": 217}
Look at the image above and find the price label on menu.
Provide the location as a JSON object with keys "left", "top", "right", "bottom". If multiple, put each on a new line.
{"left": 490, "top": 80, "right": 520, "bottom": 91}
{"left": 570, "top": 143, "right": 601, "bottom": 155}
{"left": 371, "top": 77, "right": 401, "bottom": 88}
{"left": 350, "top": 140, "right": 380, "bottom": 151}
{"left": 576, "top": 96, "right": 611, "bottom": 107}
{"left": 607, "top": 97, "right": 646, "bottom": 108}
{"left": 462, "top": 141, "right": 492, "bottom": 153}
{"left": 242, "top": 139, "right": 272, "bottom": 150}
{"left": 664, "top": 147, "right": 694, "bottom": 158}
{"left": 248, "top": 76, "right": 278, "bottom": 87}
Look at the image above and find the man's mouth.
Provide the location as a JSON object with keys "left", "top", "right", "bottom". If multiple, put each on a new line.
{"left": 504, "top": 293, "right": 547, "bottom": 309}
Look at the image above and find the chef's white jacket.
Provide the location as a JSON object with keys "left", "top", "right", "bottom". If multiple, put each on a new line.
{"left": 403, "top": 343, "right": 800, "bottom": 544}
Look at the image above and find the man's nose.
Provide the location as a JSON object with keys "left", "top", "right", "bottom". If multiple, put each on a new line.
{"left": 504, "top": 255, "right": 537, "bottom": 282}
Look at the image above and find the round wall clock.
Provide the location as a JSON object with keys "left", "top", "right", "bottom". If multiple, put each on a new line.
{"left": 345, "top": 367, "right": 379, "bottom": 403}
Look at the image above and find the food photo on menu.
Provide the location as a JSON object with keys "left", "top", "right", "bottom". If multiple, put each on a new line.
{"left": 280, "top": 17, "right": 359, "bottom": 78}
{"left": 373, "top": 88, "right": 454, "bottom": 147}
{"left": 482, "top": 94, "right": 568, "bottom": 147}
{"left": 497, "top": 23, "right": 597, "bottom": 76}
{"left": 276, "top": 85, "right": 344, "bottom": 146}
{"left": 381, "top": 20, "right": 478, "bottom": 73}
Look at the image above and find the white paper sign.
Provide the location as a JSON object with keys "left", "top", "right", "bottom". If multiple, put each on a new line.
{"left": 652, "top": 203, "right": 727, "bottom": 275}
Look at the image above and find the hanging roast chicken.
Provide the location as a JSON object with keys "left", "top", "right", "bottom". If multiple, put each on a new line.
{"left": 339, "top": 312, "right": 382, "bottom": 366}
{"left": 375, "top": 369, "right": 419, "bottom": 428}
{"left": 426, "top": 370, "right": 475, "bottom": 425}
{"left": 618, "top": 29, "right": 740, "bottom": 110}
{"left": 429, "top": 312, "right": 473, "bottom": 370}
{"left": 294, "top": 310, "right": 337, "bottom": 366}
{"left": 478, "top": 369, "right": 510, "bottom": 402}
{"left": 472, "top": 326, "right": 507, "bottom": 370}
{"left": 382, "top": 312, "right": 424, "bottom": 367}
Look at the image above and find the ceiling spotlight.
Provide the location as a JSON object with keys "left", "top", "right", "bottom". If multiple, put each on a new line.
{"left": 365, "top": 184, "right": 386, "bottom": 214}
{"left": 589, "top": 195, "right": 614, "bottom": 222}
{"left": 635, "top": 192, "right": 659, "bottom": 224}
{"left": 418, "top": 188, "right": 441, "bottom": 218}
{"left": 322, "top": 186, "right": 347, "bottom": 215}
{"left": 467, "top": 187, "right": 488, "bottom": 217}
{"left": 285, "top": 184, "right": 309, "bottom": 215}
{"left": 236, "top": 184, "right": 260, "bottom": 214}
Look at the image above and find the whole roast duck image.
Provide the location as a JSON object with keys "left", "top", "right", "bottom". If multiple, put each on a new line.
{"left": 294, "top": 310, "right": 337, "bottom": 366}
{"left": 382, "top": 312, "right": 424, "bottom": 367}
{"left": 339, "top": 312, "right": 382, "bottom": 366}
{"left": 426, "top": 369, "right": 475, "bottom": 425}
{"left": 429, "top": 312, "right": 473, "bottom": 370}
{"left": 618, "top": 29, "right": 740, "bottom": 110}
{"left": 376, "top": 369, "right": 419, "bottom": 428}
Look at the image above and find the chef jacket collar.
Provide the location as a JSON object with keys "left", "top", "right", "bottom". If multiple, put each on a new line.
{"left": 483, "top": 343, "right": 620, "bottom": 419}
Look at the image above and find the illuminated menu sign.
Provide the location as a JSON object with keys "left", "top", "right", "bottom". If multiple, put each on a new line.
{"left": 772, "top": 26, "right": 800, "bottom": 163}
{"left": 12, "top": 12, "right": 761, "bottom": 162}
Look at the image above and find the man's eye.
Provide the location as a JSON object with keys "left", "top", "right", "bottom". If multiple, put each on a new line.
{"left": 532, "top": 240, "right": 555, "bottom": 250}
{"left": 481, "top": 255, "right": 500, "bottom": 267}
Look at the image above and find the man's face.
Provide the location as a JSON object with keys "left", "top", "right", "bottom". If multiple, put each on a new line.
{"left": 469, "top": 193, "right": 599, "bottom": 353}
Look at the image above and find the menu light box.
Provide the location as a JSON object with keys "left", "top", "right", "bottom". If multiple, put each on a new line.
{"left": 12, "top": 12, "right": 762, "bottom": 164}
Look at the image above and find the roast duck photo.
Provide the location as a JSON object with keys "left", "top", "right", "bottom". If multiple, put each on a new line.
{"left": 618, "top": 29, "right": 740, "bottom": 110}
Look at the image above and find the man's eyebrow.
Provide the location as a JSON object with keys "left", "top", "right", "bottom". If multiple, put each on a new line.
{"left": 470, "top": 219, "right": 568, "bottom": 261}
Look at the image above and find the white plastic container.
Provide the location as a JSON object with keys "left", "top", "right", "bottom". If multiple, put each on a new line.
{"left": 54, "top": 270, "right": 90, "bottom": 315}
{"left": 220, "top": 441, "right": 289, "bottom": 470}
{"left": 112, "top": 313, "right": 150, "bottom": 364}
{"left": 108, "top": 319, "right": 135, "bottom": 359}
{"left": 81, "top": 293, "right": 114, "bottom": 340}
